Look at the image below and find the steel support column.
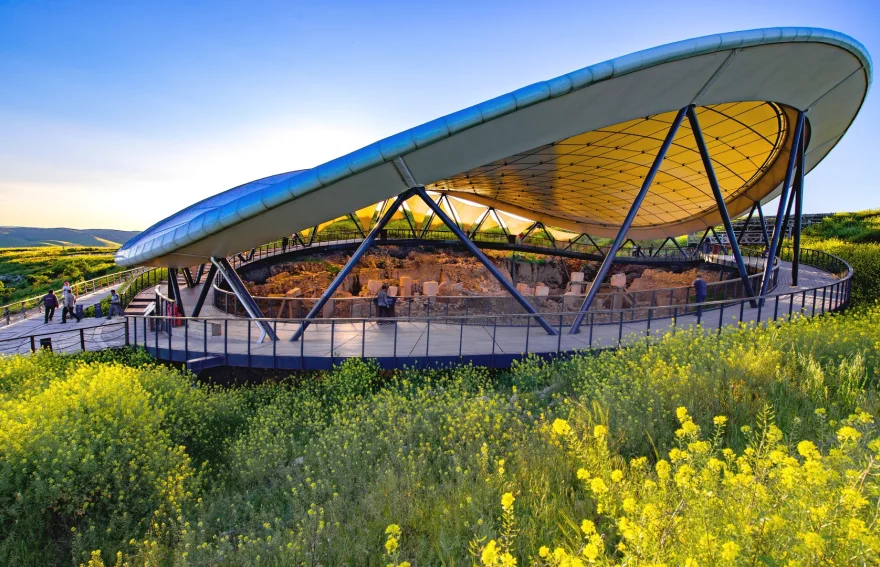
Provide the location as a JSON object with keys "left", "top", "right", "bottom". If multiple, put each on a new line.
{"left": 737, "top": 203, "right": 757, "bottom": 245}
{"left": 194, "top": 263, "right": 206, "bottom": 285}
{"left": 669, "top": 237, "right": 686, "bottom": 256}
{"left": 413, "top": 186, "right": 557, "bottom": 335}
{"left": 570, "top": 106, "right": 687, "bottom": 334}
{"left": 348, "top": 213, "right": 367, "bottom": 237}
{"left": 760, "top": 110, "right": 806, "bottom": 302}
{"left": 755, "top": 202, "right": 770, "bottom": 247}
{"left": 469, "top": 209, "right": 490, "bottom": 238}
{"left": 181, "top": 267, "right": 195, "bottom": 288}
{"left": 686, "top": 105, "right": 756, "bottom": 304}
{"left": 191, "top": 263, "right": 218, "bottom": 317}
{"left": 693, "top": 227, "right": 711, "bottom": 257}
{"left": 792, "top": 123, "right": 806, "bottom": 286}
{"left": 290, "top": 189, "right": 415, "bottom": 341}
{"left": 780, "top": 186, "right": 796, "bottom": 241}
{"left": 167, "top": 268, "right": 187, "bottom": 317}
{"left": 211, "top": 257, "right": 277, "bottom": 342}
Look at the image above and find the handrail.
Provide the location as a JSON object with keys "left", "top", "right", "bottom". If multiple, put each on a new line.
{"left": 1, "top": 266, "right": 151, "bottom": 327}
{"left": 136, "top": 248, "right": 848, "bottom": 326}
{"left": 211, "top": 249, "right": 775, "bottom": 321}
{"left": 0, "top": 247, "right": 849, "bottom": 361}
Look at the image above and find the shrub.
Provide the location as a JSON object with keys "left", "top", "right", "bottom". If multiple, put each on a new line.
{"left": 0, "top": 361, "right": 195, "bottom": 566}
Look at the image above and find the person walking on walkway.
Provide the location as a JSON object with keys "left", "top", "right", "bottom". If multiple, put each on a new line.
{"left": 376, "top": 284, "right": 392, "bottom": 323}
{"left": 42, "top": 290, "right": 58, "bottom": 323}
{"left": 61, "top": 289, "right": 79, "bottom": 323}
{"left": 693, "top": 273, "right": 708, "bottom": 316}
{"left": 107, "top": 290, "right": 124, "bottom": 318}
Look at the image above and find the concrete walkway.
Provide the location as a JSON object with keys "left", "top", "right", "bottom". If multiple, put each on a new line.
{"left": 0, "top": 285, "right": 129, "bottom": 353}
{"left": 124, "top": 255, "right": 845, "bottom": 368}
{"left": 0, "top": 254, "right": 848, "bottom": 366}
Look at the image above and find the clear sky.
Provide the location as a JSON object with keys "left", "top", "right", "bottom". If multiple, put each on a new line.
{"left": 0, "top": 0, "right": 876, "bottom": 231}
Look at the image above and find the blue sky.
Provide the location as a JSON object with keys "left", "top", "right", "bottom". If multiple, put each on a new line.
{"left": 0, "top": 0, "right": 876, "bottom": 231}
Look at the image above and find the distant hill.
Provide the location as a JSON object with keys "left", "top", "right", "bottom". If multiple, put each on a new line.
{"left": 0, "top": 226, "right": 141, "bottom": 248}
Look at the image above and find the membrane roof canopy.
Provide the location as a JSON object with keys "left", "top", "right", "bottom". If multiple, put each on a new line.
{"left": 430, "top": 101, "right": 795, "bottom": 231}
{"left": 116, "top": 27, "right": 871, "bottom": 268}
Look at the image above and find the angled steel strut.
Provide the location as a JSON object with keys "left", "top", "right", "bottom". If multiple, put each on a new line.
{"left": 191, "top": 263, "right": 218, "bottom": 317}
{"left": 412, "top": 186, "right": 557, "bottom": 335}
{"left": 167, "top": 268, "right": 187, "bottom": 317}
{"left": 760, "top": 111, "right": 806, "bottom": 303}
{"left": 569, "top": 106, "right": 688, "bottom": 335}
{"left": 211, "top": 257, "right": 277, "bottom": 342}
{"left": 791, "top": 123, "right": 806, "bottom": 286}
{"left": 686, "top": 105, "right": 757, "bottom": 306}
{"left": 290, "top": 189, "right": 416, "bottom": 341}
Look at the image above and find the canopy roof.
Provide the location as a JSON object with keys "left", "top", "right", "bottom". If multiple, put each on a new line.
{"left": 116, "top": 27, "right": 871, "bottom": 268}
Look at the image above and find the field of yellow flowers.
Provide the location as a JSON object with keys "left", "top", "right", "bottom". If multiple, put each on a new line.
{"left": 1, "top": 304, "right": 877, "bottom": 566}
{"left": 1, "top": 236, "right": 879, "bottom": 565}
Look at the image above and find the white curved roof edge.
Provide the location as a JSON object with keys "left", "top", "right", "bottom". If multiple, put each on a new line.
{"left": 116, "top": 27, "right": 872, "bottom": 267}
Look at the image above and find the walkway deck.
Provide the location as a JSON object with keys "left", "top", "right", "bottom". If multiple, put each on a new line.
{"left": 0, "top": 251, "right": 850, "bottom": 369}
{"left": 131, "top": 254, "right": 846, "bottom": 370}
{"left": 0, "top": 284, "right": 129, "bottom": 354}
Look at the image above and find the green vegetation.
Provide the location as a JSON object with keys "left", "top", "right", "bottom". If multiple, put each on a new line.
{"left": 0, "top": 247, "right": 124, "bottom": 306}
{"left": 804, "top": 209, "right": 880, "bottom": 243}
{"left": 1, "top": 306, "right": 878, "bottom": 565}
{"left": 0, "top": 227, "right": 140, "bottom": 248}
{"left": 2, "top": 212, "right": 879, "bottom": 566}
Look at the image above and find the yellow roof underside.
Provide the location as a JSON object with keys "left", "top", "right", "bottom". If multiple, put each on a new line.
{"left": 429, "top": 101, "right": 789, "bottom": 231}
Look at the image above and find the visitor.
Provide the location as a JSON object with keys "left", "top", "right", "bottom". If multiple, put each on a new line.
{"left": 42, "top": 290, "right": 58, "bottom": 323}
{"left": 693, "top": 274, "right": 707, "bottom": 316}
{"left": 281, "top": 236, "right": 289, "bottom": 252}
{"left": 631, "top": 243, "right": 640, "bottom": 257}
{"left": 376, "top": 284, "right": 392, "bottom": 323}
{"left": 107, "top": 290, "right": 124, "bottom": 318}
{"left": 62, "top": 281, "right": 72, "bottom": 295}
{"left": 61, "top": 288, "right": 79, "bottom": 323}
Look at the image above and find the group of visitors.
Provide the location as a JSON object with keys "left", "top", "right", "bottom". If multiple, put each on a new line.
{"left": 40, "top": 283, "right": 124, "bottom": 324}
{"left": 41, "top": 282, "right": 80, "bottom": 324}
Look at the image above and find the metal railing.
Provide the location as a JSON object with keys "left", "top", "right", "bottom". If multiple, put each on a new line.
{"left": 212, "top": 253, "right": 776, "bottom": 325}
{"left": 117, "top": 268, "right": 167, "bottom": 309}
{"left": 1, "top": 266, "right": 151, "bottom": 327}
{"left": 0, "top": 321, "right": 129, "bottom": 356}
{"left": 0, "top": 248, "right": 847, "bottom": 367}
{"left": 116, "top": 247, "right": 848, "bottom": 370}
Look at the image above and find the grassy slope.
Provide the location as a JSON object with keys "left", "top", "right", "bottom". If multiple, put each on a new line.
{"left": 0, "top": 227, "right": 140, "bottom": 248}
{"left": 1, "top": 212, "right": 879, "bottom": 566}
{"left": 0, "top": 246, "right": 123, "bottom": 305}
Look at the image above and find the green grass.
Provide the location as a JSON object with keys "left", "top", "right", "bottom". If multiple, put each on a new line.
{"left": 804, "top": 209, "right": 880, "bottom": 243}
{"left": 2, "top": 214, "right": 879, "bottom": 566}
{"left": 0, "top": 247, "right": 124, "bottom": 305}
{"left": 2, "top": 303, "right": 879, "bottom": 565}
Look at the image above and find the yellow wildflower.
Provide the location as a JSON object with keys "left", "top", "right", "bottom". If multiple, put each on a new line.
{"left": 481, "top": 540, "right": 499, "bottom": 565}
{"left": 501, "top": 492, "right": 515, "bottom": 509}
{"left": 837, "top": 426, "right": 861, "bottom": 443}
{"left": 552, "top": 419, "right": 571, "bottom": 436}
